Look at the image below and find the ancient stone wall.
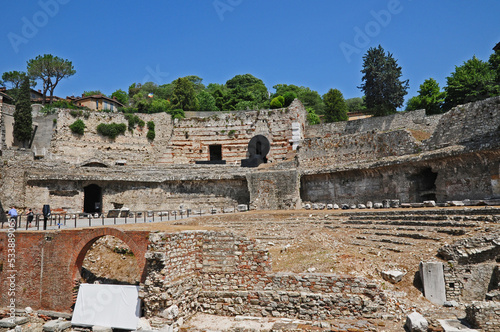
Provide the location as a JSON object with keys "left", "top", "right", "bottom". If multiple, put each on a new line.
{"left": 48, "top": 110, "right": 173, "bottom": 165}
{"left": 142, "top": 230, "right": 386, "bottom": 326}
{"left": 298, "top": 129, "right": 422, "bottom": 171}
{"left": 247, "top": 169, "right": 301, "bottom": 210}
{"left": 466, "top": 301, "right": 500, "bottom": 331}
{"left": 165, "top": 100, "right": 306, "bottom": 165}
{"left": 305, "top": 109, "right": 442, "bottom": 138}
{"left": 443, "top": 261, "right": 498, "bottom": 302}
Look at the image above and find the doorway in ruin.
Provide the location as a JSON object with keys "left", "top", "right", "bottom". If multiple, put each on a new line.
{"left": 209, "top": 144, "right": 222, "bottom": 161}
{"left": 84, "top": 184, "right": 102, "bottom": 214}
{"left": 411, "top": 168, "right": 438, "bottom": 202}
{"left": 80, "top": 235, "right": 141, "bottom": 285}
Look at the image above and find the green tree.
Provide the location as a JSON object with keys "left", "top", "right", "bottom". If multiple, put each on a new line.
{"left": 270, "top": 96, "right": 285, "bottom": 109}
{"left": 111, "top": 89, "right": 129, "bottom": 105}
{"left": 345, "top": 97, "right": 366, "bottom": 113}
{"left": 443, "top": 56, "right": 499, "bottom": 110}
{"left": 323, "top": 88, "right": 348, "bottom": 122}
{"left": 225, "top": 74, "right": 269, "bottom": 110}
{"left": 197, "top": 90, "right": 219, "bottom": 112}
{"left": 1, "top": 71, "right": 36, "bottom": 102}
{"left": 83, "top": 90, "right": 105, "bottom": 96}
{"left": 27, "top": 54, "right": 76, "bottom": 105}
{"left": 208, "top": 84, "right": 229, "bottom": 111}
{"left": 273, "top": 84, "right": 324, "bottom": 114}
{"left": 489, "top": 48, "right": 500, "bottom": 86}
{"left": 283, "top": 91, "right": 297, "bottom": 107}
{"left": 405, "top": 78, "right": 445, "bottom": 114}
{"left": 306, "top": 107, "right": 320, "bottom": 125}
{"left": 359, "top": 45, "right": 409, "bottom": 116}
{"left": 2, "top": 71, "right": 35, "bottom": 89}
{"left": 171, "top": 77, "right": 199, "bottom": 111}
{"left": 13, "top": 76, "right": 32, "bottom": 146}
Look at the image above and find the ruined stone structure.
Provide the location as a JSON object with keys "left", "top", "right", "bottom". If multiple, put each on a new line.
{"left": 0, "top": 228, "right": 386, "bottom": 328}
{"left": 1, "top": 96, "right": 499, "bottom": 214}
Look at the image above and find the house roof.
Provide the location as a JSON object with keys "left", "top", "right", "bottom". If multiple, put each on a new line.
{"left": 71, "top": 94, "right": 124, "bottom": 107}
{"left": 0, "top": 91, "right": 13, "bottom": 102}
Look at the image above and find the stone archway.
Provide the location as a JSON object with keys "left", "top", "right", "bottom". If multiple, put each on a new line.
{"left": 71, "top": 228, "right": 147, "bottom": 284}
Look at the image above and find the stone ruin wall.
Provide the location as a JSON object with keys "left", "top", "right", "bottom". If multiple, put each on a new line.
{"left": 43, "top": 99, "right": 306, "bottom": 166}
{"left": 142, "top": 230, "right": 386, "bottom": 327}
{"left": 20, "top": 165, "right": 250, "bottom": 213}
{"left": 47, "top": 110, "right": 173, "bottom": 165}
{"left": 300, "top": 151, "right": 499, "bottom": 205}
{"left": 298, "top": 97, "right": 500, "bottom": 205}
{"left": 305, "top": 108, "right": 442, "bottom": 138}
{"left": 466, "top": 301, "right": 500, "bottom": 331}
{"left": 164, "top": 100, "right": 306, "bottom": 165}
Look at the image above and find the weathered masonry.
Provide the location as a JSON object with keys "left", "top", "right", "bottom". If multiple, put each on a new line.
{"left": 1, "top": 97, "right": 500, "bottom": 213}
{"left": 0, "top": 228, "right": 386, "bottom": 326}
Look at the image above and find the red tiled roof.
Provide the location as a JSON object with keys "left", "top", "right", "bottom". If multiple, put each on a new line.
{"left": 72, "top": 94, "right": 124, "bottom": 107}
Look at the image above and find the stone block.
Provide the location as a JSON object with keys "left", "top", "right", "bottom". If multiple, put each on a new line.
{"left": 382, "top": 199, "right": 390, "bottom": 208}
{"left": 419, "top": 261, "right": 447, "bottom": 305}
{"left": 423, "top": 200, "right": 436, "bottom": 207}
{"left": 390, "top": 199, "right": 400, "bottom": 208}
{"left": 358, "top": 204, "right": 366, "bottom": 209}
{"left": 333, "top": 204, "right": 339, "bottom": 209}
{"left": 43, "top": 320, "right": 72, "bottom": 332}
{"left": 405, "top": 312, "right": 428, "bottom": 332}
{"left": 160, "top": 305, "right": 179, "bottom": 320}
{"left": 304, "top": 204, "right": 311, "bottom": 210}
{"left": 373, "top": 203, "right": 383, "bottom": 209}
{"left": 448, "top": 201, "right": 465, "bottom": 207}
{"left": 237, "top": 204, "right": 248, "bottom": 212}
{"left": 381, "top": 270, "right": 405, "bottom": 284}
{"left": 326, "top": 204, "right": 333, "bottom": 210}
{"left": 366, "top": 201, "right": 373, "bottom": 209}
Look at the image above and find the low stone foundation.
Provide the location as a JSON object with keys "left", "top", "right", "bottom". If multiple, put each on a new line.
{"left": 465, "top": 301, "right": 500, "bottom": 331}
{"left": 141, "top": 230, "right": 386, "bottom": 327}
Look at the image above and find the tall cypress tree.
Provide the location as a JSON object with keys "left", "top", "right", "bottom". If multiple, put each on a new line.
{"left": 323, "top": 88, "right": 348, "bottom": 122}
{"left": 13, "top": 76, "right": 33, "bottom": 147}
{"left": 359, "top": 45, "right": 409, "bottom": 116}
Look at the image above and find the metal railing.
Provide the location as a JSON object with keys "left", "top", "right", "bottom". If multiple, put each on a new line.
{"left": 1, "top": 205, "right": 248, "bottom": 231}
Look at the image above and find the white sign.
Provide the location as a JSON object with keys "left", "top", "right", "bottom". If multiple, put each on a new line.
{"left": 71, "top": 284, "right": 141, "bottom": 330}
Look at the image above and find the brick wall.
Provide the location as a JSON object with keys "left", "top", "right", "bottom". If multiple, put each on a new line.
{"left": 142, "top": 230, "right": 386, "bottom": 327}
{"left": 0, "top": 227, "right": 149, "bottom": 312}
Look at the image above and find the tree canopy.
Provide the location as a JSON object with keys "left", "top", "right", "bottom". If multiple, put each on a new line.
{"left": 27, "top": 54, "right": 76, "bottom": 105}
{"left": 443, "top": 55, "right": 499, "bottom": 110}
{"left": 323, "top": 88, "right": 348, "bottom": 122}
{"left": 359, "top": 45, "right": 409, "bottom": 116}
{"left": 405, "top": 78, "right": 445, "bottom": 115}
{"left": 13, "top": 76, "right": 32, "bottom": 146}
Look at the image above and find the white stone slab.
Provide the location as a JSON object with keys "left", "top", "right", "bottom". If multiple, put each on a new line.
{"left": 419, "top": 262, "right": 447, "bottom": 305}
{"left": 71, "top": 284, "right": 140, "bottom": 330}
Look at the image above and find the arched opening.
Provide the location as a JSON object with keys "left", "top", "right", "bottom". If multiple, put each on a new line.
{"left": 84, "top": 184, "right": 102, "bottom": 214}
{"left": 410, "top": 168, "right": 438, "bottom": 202}
{"left": 80, "top": 235, "right": 141, "bottom": 285}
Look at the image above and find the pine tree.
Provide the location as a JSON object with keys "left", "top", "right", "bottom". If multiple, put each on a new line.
{"left": 13, "top": 76, "right": 33, "bottom": 147}
{"left": 359, "top": 45, "right": 409, "bottom": 116}
{"left": 323, "top": 89, "right": 348, "bottom": 122}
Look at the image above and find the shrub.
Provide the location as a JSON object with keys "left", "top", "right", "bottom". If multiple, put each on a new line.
{"left": 270, "top": 96, "right": 285, "bottom": 109}
{"left": 96, "top": 123, "right": 126, "bottom": 139}
{"left": 138, "top": 119, "right": 145, "bottom": 128}
{"left": 69, "top": 119, "right": 86, "bottom": 135}
{"left": 168, "top": 108, "right": 185, "bottom": 120}
{"left": 306, "top": 107, "right": 320, "bottom": 125}
{"left": 147, "top": 121, "right": 155, "bottom": 131}
{"left": 146, "top": 129, "right": 155, "bottom": 140}
{"left": 283, "top": 92, "right": 297, "bottom": 107}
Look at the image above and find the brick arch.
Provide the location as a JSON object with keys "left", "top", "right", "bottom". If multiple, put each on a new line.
{"left": 71, "top": 228, "right": 147, "bottom": 284}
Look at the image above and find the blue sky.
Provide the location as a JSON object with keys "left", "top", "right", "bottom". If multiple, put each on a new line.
{"left": 1, "top": 1, "right": 498, "bottom": 106}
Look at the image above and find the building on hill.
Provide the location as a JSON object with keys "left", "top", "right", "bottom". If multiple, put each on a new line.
{"left": 68, "top": 94, "right": 124, "bottom": 111}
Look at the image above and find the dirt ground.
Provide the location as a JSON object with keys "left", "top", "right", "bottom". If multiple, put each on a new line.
{"left": 81, "top": 207, "right": 498, "bottom": 331}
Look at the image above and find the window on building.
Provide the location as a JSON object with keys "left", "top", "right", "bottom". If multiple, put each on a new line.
{"left": 209, "top": 145, "right": 222, "bottom": 161}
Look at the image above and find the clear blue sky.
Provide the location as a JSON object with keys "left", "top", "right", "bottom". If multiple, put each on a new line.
{"left": 1, "top": 1, "right": 498, "bottom": 106}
